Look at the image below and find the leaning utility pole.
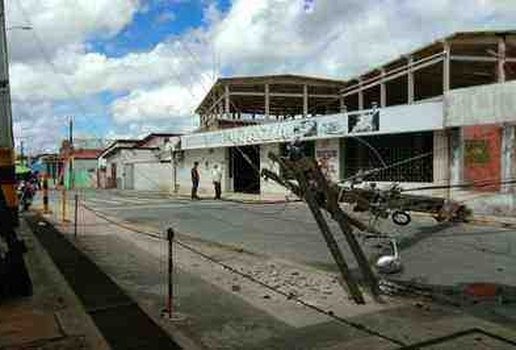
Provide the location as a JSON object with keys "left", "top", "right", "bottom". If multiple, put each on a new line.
{"left": 0, "top": 0, "right": 17, "bottom": 223}
{"left": 263, "top": 153, "right": 380, "bottom": 304}
{"left": 68, "top": 117, "right": 74, "bottom": 190}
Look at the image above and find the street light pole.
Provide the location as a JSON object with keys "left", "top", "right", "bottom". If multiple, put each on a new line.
{"left": 68, "top": 117, "right": 74, "bottom": 190}
{"left": 0, "top": 0, "right": 18, "bottom": 224}
{"left": 0, "top": 0, "right": 33, "bottom": 298}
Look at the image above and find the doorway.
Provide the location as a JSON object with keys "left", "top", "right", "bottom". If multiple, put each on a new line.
{"left": 230, "top": 145, "right": 260, "bottom": 194}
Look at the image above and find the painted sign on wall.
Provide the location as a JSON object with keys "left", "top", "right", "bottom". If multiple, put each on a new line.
{"left": 315, "top": 139, "right": 339, "bottom": 181}
{"left": 463, "top": 125, "right": 501, "bottom": 191}
{"left": 182, "top": 101, "right": 443, "bottom": 150}
{"left": 348, "top": 108, "right": 380, "bottom": 133}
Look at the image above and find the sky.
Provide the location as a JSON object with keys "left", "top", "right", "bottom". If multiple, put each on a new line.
{"left": 5, "top": 0, "right": 516, "bottom": 154}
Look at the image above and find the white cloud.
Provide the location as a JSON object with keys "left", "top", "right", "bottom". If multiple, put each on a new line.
{"left": 6, "top": 0, "right": 141, "bottom": 62}
{"left": 10, "top": 42, "right": 191, "bottom": 101}
{"left": 13, "top": 101, "right": 67, "bottom": 153}
{"left": 210, "top": 0, "right": 516, "bottom": 77}
{"left": 110, "top": 76, "right": 211, "bottom": 123}
{"left": 6, "top": 0, "right": 516, "bottom": 153}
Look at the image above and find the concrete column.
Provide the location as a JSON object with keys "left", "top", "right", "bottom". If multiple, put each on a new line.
{"left": 433, "top": 130, "right": 449, "bottom": 192}
{"left": 449, "top": 128, "right": 462, "bottom": 187}
{"left": 380, "top": 69, "right": 386, "bottom": 108}
{"left": 339, "top": 95, "right": 346, "bottom": 113}
{"left": 265, "top": 83, "right": 270, "bottom": 119}
{"left": 303, "top": 84, "right": 308, "bottom": 118}
{"left": 501, "top": 125, "right": 514, "bottom": 193}
{"left": 443, "top": 41, "right": 451, "bottom": 92}
{"left": 224, "top": 85, "right": 230, "bottom": 116}
{"left": 408, "top": 56, "right": 414, "bottom": 103}
{"left": 498, "top": 36, "right": 506, "bottom": 83}
{"left": 498, "top": 37, "right": 513, "bottom": 194}
{"left": 358, "top": 78, "right": 364, "bottom": 110}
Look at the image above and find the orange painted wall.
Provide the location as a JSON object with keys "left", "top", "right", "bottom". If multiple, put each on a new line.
{"left": 463, "top": 125, "right": 501, "bottom": 191}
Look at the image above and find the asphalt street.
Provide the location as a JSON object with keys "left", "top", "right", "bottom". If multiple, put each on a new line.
{"left": 47, "top": 189, "right": 516, "bottom": 288}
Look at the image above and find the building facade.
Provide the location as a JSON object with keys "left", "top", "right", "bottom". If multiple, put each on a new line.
{"left": 59, "top": 139, "right": 105, "bottom": 189}
{"left": 97, "top": 31, "right": 516, "bottom": 214}
{"left": 99, "top": 134, "right": 180, "bottom": 191}
{"left": 169, "top": 30, "right": 516, "bottom": 214}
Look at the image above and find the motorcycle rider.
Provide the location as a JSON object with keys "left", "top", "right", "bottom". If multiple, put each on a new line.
{"left": 17, "top": 180, "right": 34, "bottom": 211}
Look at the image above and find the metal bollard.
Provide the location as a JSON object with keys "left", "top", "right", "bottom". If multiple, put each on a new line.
{"left": 61, "top": 188, "right": 67, "bottom": 222}
{"left": 166, "top": 228, "right": 174, "bottom": 319}
{"left": 74, "top": 193, "right": 79, "bottom": 237}
{"left": 42, "top": 176, "right": 49, "bottom": 214}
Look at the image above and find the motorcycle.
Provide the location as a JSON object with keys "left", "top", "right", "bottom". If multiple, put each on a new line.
{"left": 17, "top": 181, "right": 34, "bottom": 211}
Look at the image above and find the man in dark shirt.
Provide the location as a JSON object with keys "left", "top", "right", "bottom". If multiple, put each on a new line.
{"left": 191, "top": 161, "right": 200, "bottom": 200}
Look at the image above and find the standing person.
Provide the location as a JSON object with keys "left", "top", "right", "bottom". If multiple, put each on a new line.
{"left": 211, "top": 164, "right": 222, "bottom": 200}
{"left": 191, "top": 161, "right": 200, "bottom": 200}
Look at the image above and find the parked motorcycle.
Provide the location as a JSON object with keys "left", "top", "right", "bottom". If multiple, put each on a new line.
{"left": 17, "top": 181, "right": 34, "bottom": 211}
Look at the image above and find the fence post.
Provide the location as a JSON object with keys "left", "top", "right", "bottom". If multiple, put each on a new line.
{"left": 42, "top": 176, "right": 49, "bottom": 214}
{"left": 61, "top": 188, "right": 67, "bottom": 222}
{"left": 166, "top": 227, "right": 174, "bottom": 318}
{"left": 74, "top": 193, "right": 78, "bottom": 237}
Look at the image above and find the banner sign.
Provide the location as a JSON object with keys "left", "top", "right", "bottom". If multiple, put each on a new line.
{"left": 182, "top": 101, "right": 443, "bottom": 150}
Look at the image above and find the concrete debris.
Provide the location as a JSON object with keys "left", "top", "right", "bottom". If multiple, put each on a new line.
{"left": 287, "top": 291, "right": 298, "bottom": 300}
{"left": 414, "top": 301, "right": 424, "bottom": 308}
{"left": 231, "top": 285, "right": 241, "bottom": 292}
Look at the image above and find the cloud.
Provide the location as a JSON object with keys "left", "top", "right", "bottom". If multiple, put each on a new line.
{"left": 13, "top": 101, "right": 67, "bottom": 153}
{"left": 7, "top": 0, "right": 516, "bottom": 154}
{"left": 10, "top": 42, "right": 188, "bottom": 101}
{"left": 210, "top": 0, "right": 516, "bottom": 77}
{"left": 110, "top": 76, "right": 211, "bottom": 123}
{"left": 6, "top": 0, "right": 141, "bottom": 62}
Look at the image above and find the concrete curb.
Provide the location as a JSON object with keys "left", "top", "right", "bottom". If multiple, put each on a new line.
{"left": 468, "top": 215, "right": 516, "bottom": 229}
{"left": 168, "top": 192, "right": 301, "bottom": 205}
{"left": 4, "top": 215, "right": 111, "bottom": 350}
{"left": 382, "top": 278, "right": 516, "bottom": 306}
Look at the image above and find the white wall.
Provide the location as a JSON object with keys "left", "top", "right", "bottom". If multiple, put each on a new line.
{"left": 105, "top": 148, "right": 160, "bottom": 190}
{"left": 446, "top": 80, "right": 516, "bottom": 127}
{"left": 433, "top": 130, "right": 449, "bottom": 185}
{"left": 134, "top": 162, "right": 173, "bottom": 191}
{"left": 260, "top": 143, "right": 287, "bottom": 195}
{"left": 175, "top": 147, "right": 228, "bottom": 196}
{"left": 260, "top": 140, "right": 340, "bottom": 196}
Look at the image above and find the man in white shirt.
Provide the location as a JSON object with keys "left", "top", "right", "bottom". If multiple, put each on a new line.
{"left": 211, "top": 164, "right": 222, "bottom": 199}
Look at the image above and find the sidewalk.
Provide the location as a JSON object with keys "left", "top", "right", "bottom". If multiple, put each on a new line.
{"left": 0, "top": 214, "right": 108, "bottom": 349}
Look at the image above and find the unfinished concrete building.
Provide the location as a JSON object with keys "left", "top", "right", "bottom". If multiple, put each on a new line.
{"left": 170, "top": 30, "right": 516, "bottom": 213}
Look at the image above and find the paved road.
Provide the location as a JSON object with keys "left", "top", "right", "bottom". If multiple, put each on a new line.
{"left": 47, "top": 189, "right": 516, "bottom": 288}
